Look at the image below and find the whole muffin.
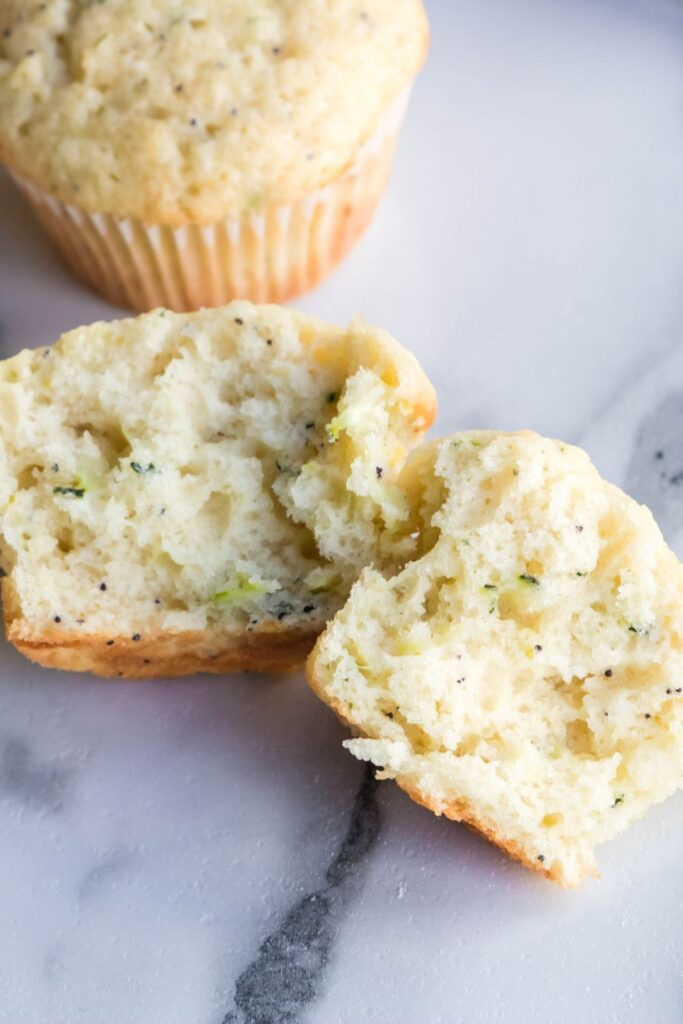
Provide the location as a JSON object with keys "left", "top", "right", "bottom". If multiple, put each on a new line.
{"left": 0, "top": 0, "right": 429, "bottom": 311}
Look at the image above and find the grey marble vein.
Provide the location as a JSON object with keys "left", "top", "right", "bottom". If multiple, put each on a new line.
{"left": 78, "top": 845, "right": 134, "bottom": 902}
{"left": 222, "top": 765, "right": 379, "bottom": 1024}
{"left": 623, "top": 392, "right": 683, "bottom": 541}
{"left": 0, "top": 735, "right": 70, "bottom": 812}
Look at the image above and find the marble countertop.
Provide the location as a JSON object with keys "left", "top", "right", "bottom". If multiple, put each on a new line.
{"left": 1, "top": 0, "right": 683, "bottom": 1021}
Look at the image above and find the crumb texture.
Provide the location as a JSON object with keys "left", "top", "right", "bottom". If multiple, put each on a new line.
{"left": 308, "top": 431, "right": 683, "bottom": 885}
{"left": 0, "top": 0, "right": 428, "bottom": 222}
{"left": 0, "top": 302, "right": 435, "bottom": 672}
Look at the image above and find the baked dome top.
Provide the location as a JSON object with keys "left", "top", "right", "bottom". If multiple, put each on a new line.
{"left": 0, "top": 0, "right": 428, "bottom": 224}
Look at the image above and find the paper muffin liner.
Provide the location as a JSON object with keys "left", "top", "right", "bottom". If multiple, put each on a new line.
{"left": 9, "top": 88, "right": 410, "bottom": 312}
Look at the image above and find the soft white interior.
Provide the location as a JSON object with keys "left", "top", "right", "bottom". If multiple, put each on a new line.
{"left": 312, "top": 431, "right": 683, "bottom": 885}
{"left": 0, "top": 303, "right": 426, "bottom": 638}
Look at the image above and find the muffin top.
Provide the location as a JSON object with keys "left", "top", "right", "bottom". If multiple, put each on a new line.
{"left": 0, "top": 0, "right": 428, "bottom": 225}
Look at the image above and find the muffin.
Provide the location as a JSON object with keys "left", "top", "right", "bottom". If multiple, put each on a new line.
{"left": 0, "top": 301, "right": 436, "bottom": 677}
{"left": 309, "top": 432, "right": 683, "bottom": 886}
{"left": 0, "top": 1, "right": 429, "bottom": 312}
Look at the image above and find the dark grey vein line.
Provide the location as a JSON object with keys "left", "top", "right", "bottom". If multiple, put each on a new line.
{"left": 222, "top": 765, "right": 380, "bottom": 1024}
{"left": 623, "top": 391, "right": 683, "bottom": 543}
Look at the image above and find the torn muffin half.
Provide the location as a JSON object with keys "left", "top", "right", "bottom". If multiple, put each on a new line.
{"left": 0, "top": 301, "right": 435, "bottom": 677}
{"left": 308, "top": 431, "right": 683, "bottom": 886}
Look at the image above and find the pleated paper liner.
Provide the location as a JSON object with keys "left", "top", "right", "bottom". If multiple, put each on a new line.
{"left": 9, "top": 89, "right": 410, "bottom": 312}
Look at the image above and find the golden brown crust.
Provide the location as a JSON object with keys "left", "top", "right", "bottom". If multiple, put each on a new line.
{"left": 4, "top": 582, "right": 318, "bottom": 678}
{"left": 305, "top": 656, "right": 594, "bottom": 888}
{"left": 395, "top": 780, "right": 593, "bottom": 888}
{"left": 7, "top": 619, "right": 318, "bottom": 679}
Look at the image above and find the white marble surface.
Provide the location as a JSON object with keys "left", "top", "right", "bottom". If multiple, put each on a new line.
{"left": 1, "top": 0, "right": 683, "bottom": 1021}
